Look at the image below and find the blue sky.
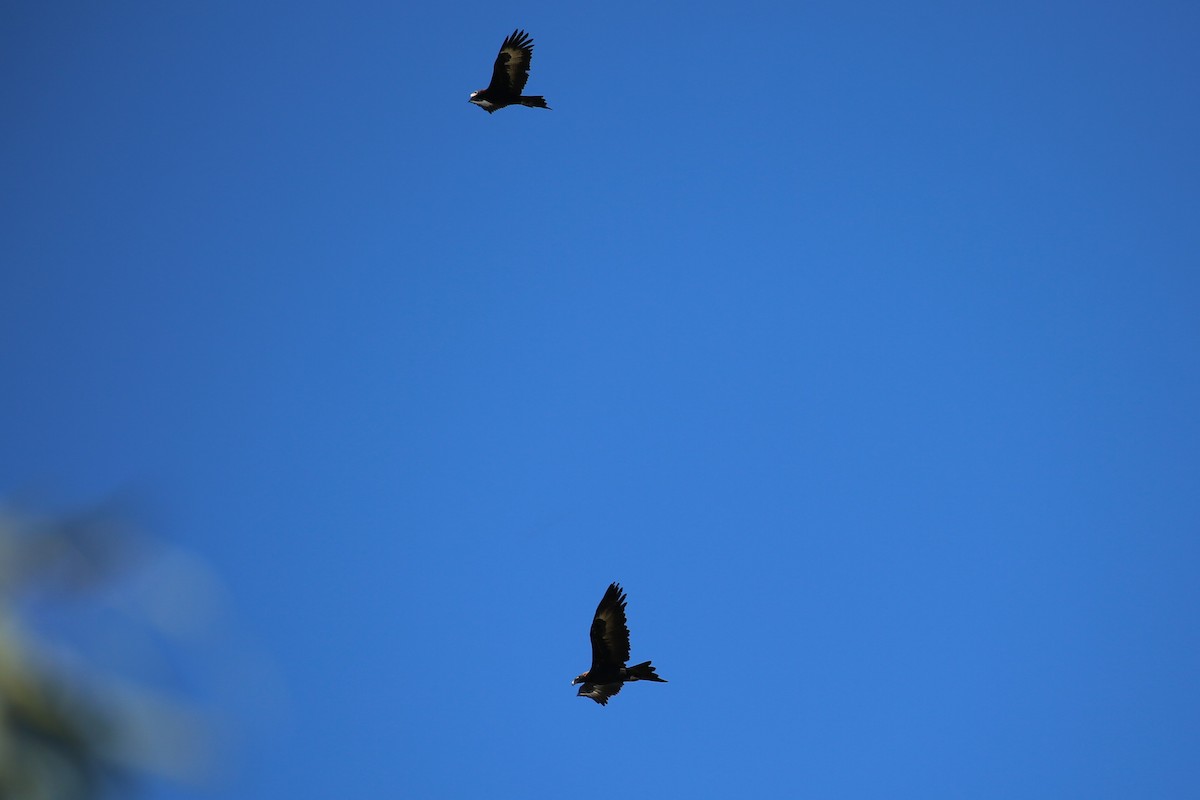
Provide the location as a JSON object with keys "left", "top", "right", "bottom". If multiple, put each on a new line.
{"left": 2, "top": 2, "right": 1199, "bottom": 797}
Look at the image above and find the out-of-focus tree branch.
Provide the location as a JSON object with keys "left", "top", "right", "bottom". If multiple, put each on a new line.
{"left": 0, "top": 503, "right": 211, "bottom": 800}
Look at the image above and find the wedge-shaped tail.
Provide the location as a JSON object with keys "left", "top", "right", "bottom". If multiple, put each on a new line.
{"left": 519, "top": 95, "right": 550, "bottom": 110}
{"left": 626, "top": 660, "right": 667, "bottom": 683}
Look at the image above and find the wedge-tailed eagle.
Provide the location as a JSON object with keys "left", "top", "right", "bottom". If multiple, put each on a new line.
{"left": 572, "top": 582, "right": 666, "bottom": 705}
{"left": 469, "top": 29, "right": 550, "bottom": 113}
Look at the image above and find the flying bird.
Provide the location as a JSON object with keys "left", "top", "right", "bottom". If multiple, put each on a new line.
{"left": 572, "top": 582, "right": 666, "bottom": 705}
{"left": 469, "top": 29, "right": 550, "bottom": 113}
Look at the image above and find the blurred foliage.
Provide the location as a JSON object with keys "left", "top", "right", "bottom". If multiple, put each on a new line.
{"left": 0, "top": 502, "right": 208, "bottom": 800}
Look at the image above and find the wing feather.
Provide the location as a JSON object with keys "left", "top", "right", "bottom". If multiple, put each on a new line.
{"left": 589, "top": 582, "right": 632, "bottom": 671}
{"left": 487, "top": 29, "right": 535, "bottom": 95}
{"left": 577, "top": 682, "right": 623, "bottom": 705}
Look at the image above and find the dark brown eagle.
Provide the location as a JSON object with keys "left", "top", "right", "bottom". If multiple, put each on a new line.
{"left": 469, "top": 29, "right": 550, "bottom": 113}
{"left": 572, "top": 582, "right": 666, "bottom": 705}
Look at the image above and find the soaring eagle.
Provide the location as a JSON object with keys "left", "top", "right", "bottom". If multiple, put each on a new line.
{"left": 469, "top": 29, "right": 550, "bottom": 113}
{"left": 572, "top": 583, "right": 666, "bottom": 705}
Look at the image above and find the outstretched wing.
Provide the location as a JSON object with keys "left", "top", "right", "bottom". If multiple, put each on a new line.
{"left": 487, "top": 29, "right": 535, "bottom": 95}
{"left": 577, "top": 682, "right": 623, "bottom": 706}
{"left": 589, "top": 582, "right": 632, "bottom": 671}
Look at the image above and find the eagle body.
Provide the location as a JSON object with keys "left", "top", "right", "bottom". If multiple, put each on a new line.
{"left": 469, "top": 29, "right": 550, "bottom": 113}
{"left": 572, "top": 583, "right": 666, "bottom": 705}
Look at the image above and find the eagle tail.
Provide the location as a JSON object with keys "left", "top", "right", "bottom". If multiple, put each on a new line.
{"left": 519, "top": 95, "right": 551, "bottom": 110}
{"left": 626, "top": 660, "right": 667, "bottom": 683}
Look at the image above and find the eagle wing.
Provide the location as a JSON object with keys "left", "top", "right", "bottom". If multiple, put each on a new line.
{"left": 589, "top": 582, "right": 632, "bottom": 671}
{"left": 487, "top": 29, "right": 535, "bottom": 95}
{"left": 577, "top": 681, "right": 623, "bottom": 706}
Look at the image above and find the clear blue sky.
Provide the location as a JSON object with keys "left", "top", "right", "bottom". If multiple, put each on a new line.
{"left": 3, "top": 2, "right": 1199, "bottom": 797}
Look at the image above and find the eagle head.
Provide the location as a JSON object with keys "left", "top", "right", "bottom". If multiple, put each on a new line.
{"left": 571, "top": 674, "right": 586, "bottom": 685}
{"left": 468, "top": 91, "right": 496, "bottom": 113}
